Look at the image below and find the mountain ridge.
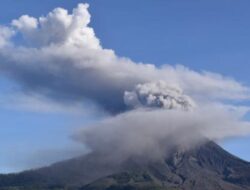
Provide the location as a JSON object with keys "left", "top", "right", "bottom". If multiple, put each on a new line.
{"left": 1, "top": 141, "right": 250, "bottom": 190}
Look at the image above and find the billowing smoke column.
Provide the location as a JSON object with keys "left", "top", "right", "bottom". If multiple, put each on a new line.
{"left": 124, "top": 81, "right": 195, "bottom": 110}
{"left": 0, "top": 3, "right": 250, "bottom": 165}
{"left": 0, "top": 3, "right": 249, "bottom": 114}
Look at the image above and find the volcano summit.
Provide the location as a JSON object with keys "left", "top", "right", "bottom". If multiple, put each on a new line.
{"left": 1, "top": 141, "right": 250, "bottom": 190}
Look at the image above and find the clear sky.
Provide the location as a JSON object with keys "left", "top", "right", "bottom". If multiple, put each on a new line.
{"left": 0, "top": 0, "right": 250, "bottom": 173}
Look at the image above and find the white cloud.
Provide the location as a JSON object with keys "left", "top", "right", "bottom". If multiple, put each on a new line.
{"left": 11, "top": 4, "right": 99, "bottom": 49}
{"left": 0, "top": 2, "right": 248, "bottom": 114}
{"left": 0, "top": 26, "right": 14, "bottom": 48}
{"left": 12, "top": 15, "right": 38, "bottom": 31}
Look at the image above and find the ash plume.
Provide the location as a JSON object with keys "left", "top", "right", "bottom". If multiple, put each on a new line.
{"left": 0, "top": 3, "right": 250, "bottom": 165}
{"left": 0, "top": 3, "right": 249, "bottom": 114}
{"left": 124, "top": 80, "right": 195, "bottom": 110}
{"left": 74, "top": 105, "right": 250, "bottom": 163}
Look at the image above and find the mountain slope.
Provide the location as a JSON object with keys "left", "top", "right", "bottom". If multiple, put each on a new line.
{"left": 1, "top": 141, "right": 250, "bottom": 190}
{"left": 81, "top": 141, "right": 250, "bottom": 190}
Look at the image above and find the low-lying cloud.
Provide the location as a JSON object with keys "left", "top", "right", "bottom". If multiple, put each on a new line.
{"left": 74, "top": 106, "right": 250, "bottom": 162}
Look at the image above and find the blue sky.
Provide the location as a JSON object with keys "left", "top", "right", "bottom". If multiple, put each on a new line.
{"left": 0, "top": 0, "right": 250, "bottom": 173}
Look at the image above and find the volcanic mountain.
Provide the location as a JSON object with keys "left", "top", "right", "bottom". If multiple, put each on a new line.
{"left": 1, "top": 141, "right": 250, "bottom": 190}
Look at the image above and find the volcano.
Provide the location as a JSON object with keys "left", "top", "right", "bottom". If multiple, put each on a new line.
{"left": 1, "top": 141, "right": 250, "bottom": 190}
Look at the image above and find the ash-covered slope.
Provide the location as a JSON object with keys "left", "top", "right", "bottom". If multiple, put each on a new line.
{"left": 82, "top": 141, "right": 250, "bottom": 190}
{"left": 1, "top": 141, "right": 250, "bottom": 190}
